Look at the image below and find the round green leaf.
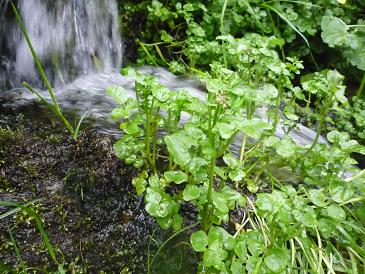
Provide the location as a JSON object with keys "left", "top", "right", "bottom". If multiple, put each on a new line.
{"left": 212, "top": 192, "right": 229, "bottom": 213}
{"left": 164, "top": 170, "right": 188, "bottom": 184}
{"left": 234, "top": 241, "right": 247, "bottom": 260}
{"left": 329, "top": 179, "right": 355, "bottom": 203}
{"left": 264, "top": 248, "right": 288, "bottom": 273}
{"left": 106, "top": 86, "right": 127, "bottom": 105}
{"left": 132, "top": 177, "right": 147, "bottom": 196}
{"left": 145, "top": 202, "right": 169, "bottom": 218}
{"left": 207, "top": 226, "right": 223, "bottom": 249}
{"left": 172, "top": 214, "right": 183, "bottom": 231}
{"left": 203, "top": 248, "right": 224, "bottom": 268}
{"left": 231, "top": 260, "right": 245, "bottom": 274}
{"left": 247, "top": 238, "right": 265, "bottom": 256}
{"left": 321, "top": 204, "right": 346, "bottom": 221}
{"left": 145, "top": 189, "right": 162, "bottom": 204}
{"left": 183, "top": 184, "right": 200, "bottom": 201}
{"left": 276, "top": 138, "right": 296, "bottom": 157}
{"left": 293, "top": 206, "right": 317, "bottom": 228}
{"left": 321, "top": 16, "right": 348, "bottom": 48}
{"left": 256, "top": 193, "right": 276, "bottom": 216}
{"left": 156, "top": 216, "right": 173, "bottom": 230}
{"left": 190, "top": 230, "right": 208, "bottom": 252}
{"left": 308, "top": 189, "right": 327, "bottom": 207}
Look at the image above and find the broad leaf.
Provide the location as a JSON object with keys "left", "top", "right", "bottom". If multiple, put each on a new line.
{"left": 329, "top": 179, "right": 355, "bottom": 203}
{"left": 264, "top": 248, "right": 288, "bottom": 273}
{"left": 321, "top": 16, "right": 348, "bottom": 47}
{"left": 164, "top": 170, "right": 188, "bottom": 184}
{"left": 190, "top": 230, "right": 208, "bottom": 252}
{"left": 240, "top": 119, "right": 272, "bottom": 139}
{"left": 308, "top": 189, "right": 327, "bottom": 207}
{"left": 106, "top": 86, "right": 128, "bottom": 105}
{"left": 183, "top": 184, "right": 201, "bottom": 201}
{"left": 165, "top": 133, "right": 196, "bottom": 167}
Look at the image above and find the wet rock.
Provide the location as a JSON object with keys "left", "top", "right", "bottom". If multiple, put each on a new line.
{"left": 0, "top": 114, "right": 160, "bottom": 273}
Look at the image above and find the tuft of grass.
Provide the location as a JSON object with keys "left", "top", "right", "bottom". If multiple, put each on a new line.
{"left": 10, "top": 1, "right": 86, "bottom": 140}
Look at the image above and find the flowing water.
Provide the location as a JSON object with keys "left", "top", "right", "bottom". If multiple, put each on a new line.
{"left": 0, "top": 0, "right": 325, "bottom": 147}
{"left": 0, "top": 0, "right": 122, "bottom": 88}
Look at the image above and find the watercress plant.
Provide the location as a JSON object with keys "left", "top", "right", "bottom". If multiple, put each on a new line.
{"left": 108, "top": 62, "right": 365, "bottom": 272}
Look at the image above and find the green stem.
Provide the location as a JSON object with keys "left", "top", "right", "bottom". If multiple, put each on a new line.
{"left": 357, "top": 72, "right": 365, "bottom": 98}
{"left": 145, "top": 100, "right": 154, "bottom": 168}
{"left": 11, "top": 2, "right": 77, "bottom": 138}
{"left": 220, "top": 0, "right": 228, "bottom": 34}
{"left": 220, "top": 0, "right": 228, "bottom": 67}
{"left": 138, "top": 40, "right": 158, "bottom": 66}
{"left": 239, "top": 134, "right": 247, "bottom": 163}
{"left": 203, "top": 157, "right": 216, "bottom": 232}
{"left": 272, "top": 75, "right": 283, "bottom": 133}
{"left": 306, "top": 92, "right": 311, "bottom": 111}
{"left": 167, "top": 110, "right": 173, "bottom": 170}
{"left": 151, "top": 107, "right": 160, "bottom": 173}
{"left": 203, "top": 104, "right": 223, "bottom": 231}
{"left": 22, "top": 83, "right": 74, "bottom": 136}
{"left": 305, "top": 115, "right": 325, "bottom": 156}
{"left": 7, "top": 226, "right": 26, "bottom": 272}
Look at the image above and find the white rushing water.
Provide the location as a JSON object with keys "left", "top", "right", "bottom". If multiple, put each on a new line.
{"left": 0, "top": 0, "right": 122, "bottom": 87}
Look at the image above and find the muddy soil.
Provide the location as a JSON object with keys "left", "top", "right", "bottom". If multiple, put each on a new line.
{"left": 0, "top": 108, "right": 196, "bottom": 273}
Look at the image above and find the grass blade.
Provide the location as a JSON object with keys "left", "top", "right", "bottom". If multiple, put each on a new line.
{"left": 7, "top": 226, "right": 26, "bottom": 273}
{"left": 73, "top": 110, "right": 89, "bottom": 140}
{"left": 262, "top": 3, "right": 319, "bottom": 69}
{"left": 148, "top": 222, "right": 199, "bottom": 273}
{"left": 10, "top": 1, "right": 59, "bottom": 112}
{"left": 0, "top": 199, "right": 41, "bottom": 220}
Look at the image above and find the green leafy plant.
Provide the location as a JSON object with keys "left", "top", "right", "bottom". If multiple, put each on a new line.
{"left": 122, "top": 0, "right": 364, "bottom": 70}
{"left": 11, "top": 1, "right": 86, "bottom": 140}
{"left": 109, "top": 62, "right": 364, "bottom": 272}
{"left": 330, "top": 96, "right": 365, "bottom": 142}
{"left": 321, "top": 15, "right": 365, "bottom": 96}
{"left": 116, "top": 2, "right": 365, "bottom": 272}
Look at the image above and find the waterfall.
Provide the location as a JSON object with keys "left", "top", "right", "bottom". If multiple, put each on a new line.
{"left": 0, "top": 0, "right": 122, "bottom": 88}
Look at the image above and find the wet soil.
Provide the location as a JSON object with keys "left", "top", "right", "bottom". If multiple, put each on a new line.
{"left": 0, "top": 109, "right": 196, "bottom": 273}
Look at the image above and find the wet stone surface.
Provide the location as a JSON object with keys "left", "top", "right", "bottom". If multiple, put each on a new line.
{"left": 0, "top": 113, "right": 159, "bottom": 273}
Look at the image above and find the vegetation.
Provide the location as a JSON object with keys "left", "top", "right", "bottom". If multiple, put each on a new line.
{"left": 1, "top": 0, "right": 365, "bottom": 273}
{"left": 114, "top": 0, "right": 365, "bottom": 273}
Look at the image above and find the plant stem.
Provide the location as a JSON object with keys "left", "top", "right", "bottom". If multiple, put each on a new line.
{"left": 239, "top": 134, "right": 247, "bottom": 163}
{"left": 151, "top": 107, "right": 160, "bottom": 173}
{"left": 272, "top": 75, "right": 283, "bottom": 133}
{"left": 11, "top": 1, "right": 82, "bottom": 139}
{"left": 137, "top": 40, "right": 158, "bottom": 66}
{"left": 304, "top": 115, "right": 325, "bottom": 156}
{"left": 145, "top": 102, "right": 152, "bottom": 168}
{"left": 357, "top": 72, "right": 365, "bottom": 98}
{"left": 220, "top": 0, "right": 228, "bottom": 67}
